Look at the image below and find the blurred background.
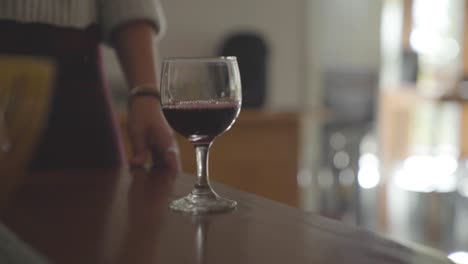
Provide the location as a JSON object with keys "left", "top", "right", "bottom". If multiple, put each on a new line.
{"left": 105, "top": 0, "right": 468, "bottom": 262}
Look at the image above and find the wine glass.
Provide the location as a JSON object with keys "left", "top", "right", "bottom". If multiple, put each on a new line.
{"left": 160, "top": 57, "right": 242, "bottom": 214}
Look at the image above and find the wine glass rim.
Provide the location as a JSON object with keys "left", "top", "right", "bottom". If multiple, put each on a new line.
{"left": 163, "top": 56, "right": 237, "bottom": 63}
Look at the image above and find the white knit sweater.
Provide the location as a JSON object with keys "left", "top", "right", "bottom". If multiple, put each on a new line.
{"left": 0, "top": 0, "right": 166, "bottom": 42}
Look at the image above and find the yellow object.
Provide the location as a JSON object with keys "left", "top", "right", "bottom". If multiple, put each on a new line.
{"left": 0, "top": 56, "right": 55, "bottom": 208}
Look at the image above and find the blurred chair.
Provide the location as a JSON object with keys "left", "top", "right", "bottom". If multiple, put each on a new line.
{"left": 323, "top": 69, "right": 377, "bottom": 123}
{"left": 0, "top": 56, "right": 54, "bottom": 210}
{"left": 318, "top": 68, "right": 378, "bottom": 222}
{"left": 401, "top": 49, "right": 419, "bottom": 84}
{"left": 219, "top": 32, "right": 268, "bottom": 108}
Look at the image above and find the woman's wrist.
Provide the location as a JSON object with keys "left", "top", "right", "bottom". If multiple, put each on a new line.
{"left": 128, "top": 84, "right": 161, "bottom": 100}
{"left": 127, "top": 84, "right": 163, "bottom": 110}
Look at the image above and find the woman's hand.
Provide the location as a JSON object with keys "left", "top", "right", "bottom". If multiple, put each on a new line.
{"left": 112, "top": 20, "right": 179, "bottom": 171}
{"left": 127, "top": 96, "right": 181, "bottom": 171}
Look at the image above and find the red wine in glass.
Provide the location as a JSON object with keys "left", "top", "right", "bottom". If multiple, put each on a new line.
{"left": 163, "top": 100, "right": 240, "bottom": 143}
{"left": 161, "top": 56, "right": 241, "bottom": 214}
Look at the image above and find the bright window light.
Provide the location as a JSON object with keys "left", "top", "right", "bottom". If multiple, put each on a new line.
{"left": 449, "top": 251, "right": 468, "bottom": 264}
{"left": 359, "top": 153, "right": 379, "bottom": 168}
{"left": 410, "top": 0, "right": 461, "bottom": 63}
{"left": 358, "top": 167, "right": 380, "bottom": 189}
{"left": 394, "top": 155, "right": 458, "bottom": 193}
{"left": 358, "top": 153, "right": 380, "bottom": 189}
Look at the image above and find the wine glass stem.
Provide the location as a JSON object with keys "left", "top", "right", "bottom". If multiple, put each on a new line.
{"left": 192, "top": 142, "right": 216, "bottom": 198}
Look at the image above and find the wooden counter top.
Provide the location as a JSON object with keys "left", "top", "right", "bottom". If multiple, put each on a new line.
{"left": 0, "top": 168, "right": 453, "bottom": 264}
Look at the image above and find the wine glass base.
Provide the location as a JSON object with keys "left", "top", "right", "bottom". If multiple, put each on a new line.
{"left": 169, "top": 194, "right": 237, "bottom": 215}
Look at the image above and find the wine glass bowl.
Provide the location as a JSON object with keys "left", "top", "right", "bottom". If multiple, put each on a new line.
{"left": 162, "top": 100, "right": 240, "bottom": 144}
{"left": 161, "top": 57, "right": 241, "bottom": 214}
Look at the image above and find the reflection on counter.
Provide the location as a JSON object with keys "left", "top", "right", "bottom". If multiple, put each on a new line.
{"left": 0, "top": 223, "right": 48, "bottom": 263}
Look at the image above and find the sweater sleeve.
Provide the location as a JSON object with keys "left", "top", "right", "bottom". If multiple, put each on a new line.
{"left": 99, "top": 0, "right": 166, "bottom": 45}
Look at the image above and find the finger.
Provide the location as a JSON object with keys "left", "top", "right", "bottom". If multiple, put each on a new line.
{"left": 162, "top": 148, "right": 182, "bottom": 172}
{"left": 130, "top": 130, "right": 149, "bottom": 168}
{"left": 157, "top": 152, "right": 181, "bottom": 173}
{"left": 150, "top": 142, "right": 181, "bottom": 172}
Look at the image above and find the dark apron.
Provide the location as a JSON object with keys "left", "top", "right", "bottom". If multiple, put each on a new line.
{"left": 0, "top": 20, "right": 124, "bottom": 169}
